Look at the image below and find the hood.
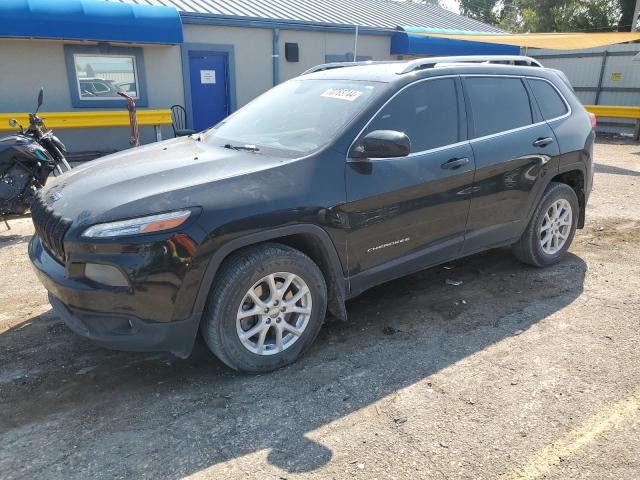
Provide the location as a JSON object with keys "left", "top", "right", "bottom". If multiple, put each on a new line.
{"left": 42, "top": 136, "right": 288, "bottom": 225}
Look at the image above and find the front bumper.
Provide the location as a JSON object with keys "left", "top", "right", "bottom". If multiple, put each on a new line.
{"left": 48, "top": 293, "right": 199, "bottom": 358}
{"left": 29, "top": 235, "right": 201, "bottom": 358}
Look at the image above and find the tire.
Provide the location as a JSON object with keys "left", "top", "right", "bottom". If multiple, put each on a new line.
{"left": 513, "top": 182, "right": 579, "bottom": 267}
{"left": 200, "top": 243, "right": 327, "bottom": 373}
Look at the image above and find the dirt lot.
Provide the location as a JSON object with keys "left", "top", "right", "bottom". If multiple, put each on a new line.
{"left": 1, "top": 139, "right": 639, "bottom": 479}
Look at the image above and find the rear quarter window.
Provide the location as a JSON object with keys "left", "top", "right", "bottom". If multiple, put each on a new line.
{"left": 464, "top": 77, "right": 533, "bottom": 138}
{"left": 529, "top": 79, "right": 569, "bottom": 120}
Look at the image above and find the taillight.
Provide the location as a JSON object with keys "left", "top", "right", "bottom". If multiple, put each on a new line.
{"left": 588, "top": 112, "right": 597, "bottom": 129}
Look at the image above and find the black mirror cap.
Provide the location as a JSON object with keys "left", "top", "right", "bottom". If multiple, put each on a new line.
{"left": 37, "top": 87, "right": 44, "bottom": 107}
{"left": 351, "top": 130, "right": 411, "bottom": 159}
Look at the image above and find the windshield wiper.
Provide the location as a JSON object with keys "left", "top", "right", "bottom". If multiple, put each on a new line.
{"left": 223, "top": 143, "right": 260, "bottom": 153}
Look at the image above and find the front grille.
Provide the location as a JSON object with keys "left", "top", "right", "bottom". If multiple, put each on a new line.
{"left": 31, "top": 193, "right": 72, "bottom": 261}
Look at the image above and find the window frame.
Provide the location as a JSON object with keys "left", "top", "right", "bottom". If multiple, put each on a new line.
{"left": 348, "top": 75, "right": 467, "bottom": 160}
{"left": 64, "top": 44, "right": 148, "bottom": 108}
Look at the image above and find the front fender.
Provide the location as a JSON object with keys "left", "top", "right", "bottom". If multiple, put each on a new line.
{"left": 191, "top": 224, "right": 348, "bottom": 321}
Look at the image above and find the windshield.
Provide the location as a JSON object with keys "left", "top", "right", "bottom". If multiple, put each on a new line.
{"left": 204, "top": 79, "right": 386, "bottom": 155}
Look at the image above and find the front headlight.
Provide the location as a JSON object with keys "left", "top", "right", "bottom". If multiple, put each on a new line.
{"left": 82, "top": 210, "right": 191, "bottom": 238}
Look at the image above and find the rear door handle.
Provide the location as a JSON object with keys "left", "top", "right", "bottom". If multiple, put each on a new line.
{"left": 441, "top": 157, "right": 470, "bottom": 170}
{"left": 533, "top": 137, "right": 554, "bottom": 148}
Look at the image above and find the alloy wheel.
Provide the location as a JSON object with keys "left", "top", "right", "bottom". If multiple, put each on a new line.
{"left": 540, "top": 198, "right": 572, "bottom": 255}
{"left": 236, "top": 272, "right": 312, "bottom": 355}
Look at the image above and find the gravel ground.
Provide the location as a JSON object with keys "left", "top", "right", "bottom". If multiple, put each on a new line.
{"left": 1, "top": 138, "right": 639, "bottom": 479}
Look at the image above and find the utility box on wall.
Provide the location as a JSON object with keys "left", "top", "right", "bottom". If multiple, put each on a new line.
{"left": 285, "top": 43, "right": 299, "bottom": 62}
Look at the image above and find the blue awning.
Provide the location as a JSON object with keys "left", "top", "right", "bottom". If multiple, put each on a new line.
{"left": 0, "top": 0, "right": 183, "bottom": 44}
{"left": 392, "top": 27, "right": 519, "bottom": 56}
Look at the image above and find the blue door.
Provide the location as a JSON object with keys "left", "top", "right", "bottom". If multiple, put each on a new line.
{"left": 188, "top": 51, "right": 229, "bottom": 131}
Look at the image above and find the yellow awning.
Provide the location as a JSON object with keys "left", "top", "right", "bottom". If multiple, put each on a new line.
{"left": 413, "top": 32, "right": 640, "bottom": 50}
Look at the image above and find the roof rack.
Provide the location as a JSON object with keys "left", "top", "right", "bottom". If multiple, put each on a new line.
{"left": 301, "top": 60, "right": 401, "bottom": 75}
{"left": 398, "top": 55, "right": 543, "bottom": 74}
{"left": 300, "top": 56, "right": 543, "bottom": 77}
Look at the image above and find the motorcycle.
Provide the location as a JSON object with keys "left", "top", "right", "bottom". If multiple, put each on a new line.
{"left": 0, "top": 88, "right": 72, "bottom": 222}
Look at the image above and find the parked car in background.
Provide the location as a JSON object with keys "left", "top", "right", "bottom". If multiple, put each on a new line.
{"left": 29, "top": 56, "right": 594, "bottom": 373}
{"left": 78, "top": 78, "right": 121, "bottom": 98}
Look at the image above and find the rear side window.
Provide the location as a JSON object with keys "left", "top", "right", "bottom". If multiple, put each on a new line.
{"left": 366, "top": 78, "right": 459, "bottom": 152}
{"left": 464, "top": 77, "right": 533, "bottom": 138}
{"left": 91, "top": 82, "right": 110, "bottom": 93}
{"left": 529, "top": 79, "right": 569, "bottom": 120}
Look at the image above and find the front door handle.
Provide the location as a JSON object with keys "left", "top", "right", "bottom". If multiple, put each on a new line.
{"left": 441, "top": 157, "right": 470, "bottom": 170}
{"left": 533, "top": 137, "right": 554, "bottom": 148}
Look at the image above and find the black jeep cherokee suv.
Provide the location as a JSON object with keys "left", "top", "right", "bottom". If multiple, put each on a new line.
{"left": 29, "top": 56, "right": 594, "bottom": 373}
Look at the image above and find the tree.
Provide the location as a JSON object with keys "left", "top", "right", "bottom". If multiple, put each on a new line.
{"left": 459, "top": 0, "right": 499, "bottom": 24}
{"left": 457, "top": 0, "right": 527, "bottom": 29}
{"left": 455, "top": 0, "right": 629, "bottom": 32}
{"left": 404, "top": 0, "right": 442, "bottom": 6}
{"left": 617, "top": 0, "right": 637, "bottom": 30}
{"left": 513, "top": 0, "right": 620, "bottom": 32}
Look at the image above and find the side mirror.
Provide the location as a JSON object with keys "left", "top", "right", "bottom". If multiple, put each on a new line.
{"left": 35, "top": 87, "right": 44, "bottom": 114}
{"left": 350, "top": 130, "right": 410, "bottom": 159}
{"left": 9, "top": 118, "right": 24, "bottom": 133}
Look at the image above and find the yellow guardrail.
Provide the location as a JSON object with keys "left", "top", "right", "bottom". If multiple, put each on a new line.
{"left": 584, "top": 105, "right": 640, "bottom": 119}
{"left": 0, "top": 109, "right": 172, "bottom": 130}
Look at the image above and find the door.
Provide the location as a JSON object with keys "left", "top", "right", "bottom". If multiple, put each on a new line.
{"left": 188, "top": 51, "right": 229, "bottom": 131}
{"left": 461, "top": 75, "right": 561, "bottom": 254}
{"left": 343, "top": 77, "right": 476, "bottom": 292}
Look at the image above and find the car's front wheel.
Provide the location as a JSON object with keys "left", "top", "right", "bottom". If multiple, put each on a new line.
{"left": 513, "top": 181, "right": 579, "bottom": 267}
{"left": 200, "top": 243, "right": 327, "bottom": 373}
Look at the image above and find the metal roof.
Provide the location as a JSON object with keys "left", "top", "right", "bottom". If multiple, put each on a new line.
{"left": 105, "top": 0, "right": 503, "bottom": 33}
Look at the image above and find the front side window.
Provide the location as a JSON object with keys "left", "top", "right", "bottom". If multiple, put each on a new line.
{"left": 204, "top": 79, "right": 386, "bottom": 155}
{"left": 364, "top": 78, "right": 460, "bottom": 152}
{"left": 464, "top": 77, "right": 533, "bottom": 138}
{"left": 64, "top": 45, "right": 147, "bottom": 107}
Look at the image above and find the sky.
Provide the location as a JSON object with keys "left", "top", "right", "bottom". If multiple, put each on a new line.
{"left": 440, "top": 0, "right": 461, "bottom": 13}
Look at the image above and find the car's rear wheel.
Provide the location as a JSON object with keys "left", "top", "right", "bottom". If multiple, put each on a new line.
{"left": 200, "top": 243, "right": 327, "bottom": 373}
{"left": 513, "top": 182, "right": 579, "bottom": 267}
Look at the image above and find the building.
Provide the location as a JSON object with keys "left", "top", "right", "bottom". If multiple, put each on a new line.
{"left": 530, "top": 44, "right": 640, "bottom": 135}
{"left": 0, "top": 0, "right": 506, "bottom": 153}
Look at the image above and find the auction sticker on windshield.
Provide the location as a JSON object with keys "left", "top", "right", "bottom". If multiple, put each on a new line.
{"left": 321, "top": 88, "right": 363, "bottom": 102}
